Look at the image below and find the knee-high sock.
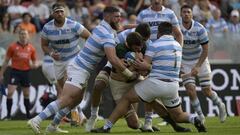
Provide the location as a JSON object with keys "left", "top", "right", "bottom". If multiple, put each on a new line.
{"left": 52, "top": 107, "right": 71, "bottom": 125}
{"left": 210, "top": 91, "right": 221, "bottom": 106}
{"left": 7, "top": 98, "right": 12, "bottom": 118}
{"left": 24, "top": 98, "right": 30, "bottom": 118}
{"left": 191, "top": 98, "right": 204, "bottom": 116}
{"left": 34, "top": 100, "right": 60, "bottom": 123}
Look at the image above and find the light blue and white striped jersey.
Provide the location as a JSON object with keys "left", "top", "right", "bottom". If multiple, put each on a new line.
{"left": 205, "top": 17, "right": 228, "bottom": 33}
{"left": 41, "top": 18, "right": 85, "bottom": 62}
{"left": 228, "top": 22, "right": 240, "bottom": 33}
{"left": 74, "top": 20, "right": 117, "bottom": 72}
{"left": 137, "top": 6, "right": 179, "bottom": 41}
{"left": 180, "top": 20, "right": 209, "bottom": 63}
{"left": 145, "top": 35, "right": 182, "bottom": 81}
{"left": 116, "top": 28, "right": 135, "bottom": 44}
{"left": 116, "top": 28, "right": 152, "bottom": 46}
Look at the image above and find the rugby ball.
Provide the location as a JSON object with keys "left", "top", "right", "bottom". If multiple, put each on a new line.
{"left": 124, "top": 52, "right": 136, "bottom": 64}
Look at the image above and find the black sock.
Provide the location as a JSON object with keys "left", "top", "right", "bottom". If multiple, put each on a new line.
{"left": 24, "top": 98, "right": 30, "bottom": 118}
{"left": 6, "top": 98, "right": 13, "bottom": 118}
{"left": 161, "top": 114, "right": 178, "bottom": 129}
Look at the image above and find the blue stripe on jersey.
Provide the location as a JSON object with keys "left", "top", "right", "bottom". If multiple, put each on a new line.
{"left": 75, "top": 57, "right": 92, "bottom": 72}
{"left": 61, "top": 51, "right": 79, "bottom": 61}
{"left": 79, "top": 52, "right": 97, "bottom": 64}
{"left": 44, "top": 59, "right": 53, "bottom": 63}
{"left": 93, "top": 28, "right": 111, "bottom": 38}
{"left": 146, "top": 35, "right": 182, "bottom": 81}
{"left": 152, "top": 55, "right": 181, "bottom": 61}
{"left": 74, "top": 20, "right": 117, "bottom": 72}
{"left": 152, "top": 65, "right": 180, "bottom": 71}
{"left": 83, "top": 47, "right": 102, "bottom": 57}
{"left": 52, "top": 44, "right": 78, "bottom": 53}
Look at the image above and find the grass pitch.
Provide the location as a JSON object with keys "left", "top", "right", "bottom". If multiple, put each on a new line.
{"left": 0, "top": 117, "right": 239, "bottom": 135}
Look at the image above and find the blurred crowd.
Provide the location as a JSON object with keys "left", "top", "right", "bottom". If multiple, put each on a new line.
{"left": 0, "top": 0, "right": 240, "bottom": 62}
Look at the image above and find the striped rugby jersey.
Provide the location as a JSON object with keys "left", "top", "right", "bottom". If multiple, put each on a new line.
{"left": 41, "top": 18, "right": 85, "bottom": 62}
{"left": 116, "top": 28, "right": 152, "bottom": 46}
{"left": 146, "top": 35, "right": 182, "bottom": 81}
{"left": 180, "top": 20, "right": 209, "bottom": 63}
{"left": 137, "top": 6, "right": 179, "bottom": 41}
{"left": 206, "top": 17, "right": 228, "bottom": 33}
{"left": 74, "top": 20, "right": 117, "bottom": 72}
{"left": 228, "top": 22, "right": 240, "bottom": 33}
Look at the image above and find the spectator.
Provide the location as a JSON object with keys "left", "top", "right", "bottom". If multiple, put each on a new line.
{"left": 0, "top": 29, "right": 38, "bottom": 120}
{"left": 19, "top": 12, "right": 37, "bottom": 36}
{"left": 125, "top": 0, "right": 144, "bottom": 15}
{"left": 0, "top": 0, "right": 11, "bottom": 19}
{"left": 28, "top": 0, "right": 50, "bottom": 32}
{"left": 228, "top": 9, "right": 240, "bottom": 32}
{"left": 70, "top": 0, "right": 90, "bottom": 24}
{"left": 0, "top": 13, "right": 13, "bottom": 33}
{"left": 171, "top": 0, "right": 186, "bottom": 19}
{"left": 193, "top": 0, "right": 216, "bottom": 25}
{"left": 7, "top": 0, "right": 28, "bottom": 26}
{"left": 206, "top": 8, "right": 228, "bottom": 33}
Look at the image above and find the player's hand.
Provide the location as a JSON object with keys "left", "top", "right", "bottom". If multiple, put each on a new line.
{"left": 126, "top": 71, "right": 139, "bottom": 83}
{"left": 31, "top": 62, "right": 39, "bottom": 69}
{"left": 133, "top": 59, "right": 149, "bottom": 71}
{"left": 191, "top": 66, "right": 200, "bottom": 76}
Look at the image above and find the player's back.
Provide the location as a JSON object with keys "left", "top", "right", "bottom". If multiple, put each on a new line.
{"left": 146, "top": 35, "right": 182, "bottom": 81}
{"left": 74, "top": 20, "right": 117, "bottom": 72}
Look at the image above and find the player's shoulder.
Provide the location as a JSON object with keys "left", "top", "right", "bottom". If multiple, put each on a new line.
{"left": 163, "top": 7, "right": 175, "bottom": 14}
{"left": 191, "top": 20, "right": 206, "bottom": 31}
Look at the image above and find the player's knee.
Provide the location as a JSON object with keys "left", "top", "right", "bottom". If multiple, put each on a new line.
{"left": 202, "top": 86, "right": 212, "bottom": 97}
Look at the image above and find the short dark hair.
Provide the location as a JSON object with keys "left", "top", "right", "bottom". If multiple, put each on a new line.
{"left": 126, "top": 32, "right": 143, "bottom": 47}
{"left": 181, "top": 4, "right": 192, "bottom": 12}
{"left": 158, "top": 22, "right": 173, "bottom": 35}
{"left": 103, "top": 6, "right": 120, "bottom": 14}
{"left": 135, "top": 23, "right": 151, "bottom": 40}
{"left": 52, "top": 3, "right": 65, "bottom": 11}
{"left": 22, "top": 12, "right": 32, "bottom": 18}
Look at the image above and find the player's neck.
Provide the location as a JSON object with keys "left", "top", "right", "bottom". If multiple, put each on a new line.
{"left": 183, "top": 21, "right": 192, "bottom": 30}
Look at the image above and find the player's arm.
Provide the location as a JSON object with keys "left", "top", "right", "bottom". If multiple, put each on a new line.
{"left": 133, "top": 55, "right": 152, "bottom": 71}
{"left": 41, "top": 37, "right": 51, "bottom": 55}
{"left": 191, "top": 43, "right": 208, "bottom": 76}
{"left": 104, "top": 47, "right": 138, "bottom": 80}
{"left": 80, "top": 28, "right": 91, "bottom": 40}
{"left": 30, "top": 46, "right": 39, "bottom": 69}
{"left": 173, "top": 26, "right": 183, "bottom": 46}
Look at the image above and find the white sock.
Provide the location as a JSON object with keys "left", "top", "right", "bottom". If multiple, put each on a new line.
{"left": 191, "top": 98, "right": 204, "bottom": 116}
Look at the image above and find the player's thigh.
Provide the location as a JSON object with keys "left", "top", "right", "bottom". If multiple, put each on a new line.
{"left": 198, "top": 60, "right": 211, "bottom": 88}
{"left": 109, "top": 78, "right": 136, "bottom": 101}
{"left": 61, "top": 61, "right": 90, "bottom": 107}
{"left": 54, "top": 60, "right": 69, "bottom": 80}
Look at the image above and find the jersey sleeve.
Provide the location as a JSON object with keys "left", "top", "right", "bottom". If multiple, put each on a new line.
{"left": 75, "top": 22, "right": 85, "bottom": 35}
{"left": 198, "top": 26, "right": 209, "bottom": 45}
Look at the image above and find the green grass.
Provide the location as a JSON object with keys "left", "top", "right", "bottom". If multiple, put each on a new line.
{"left": 0, "top": 117, "right": 239, "bottom": 135}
